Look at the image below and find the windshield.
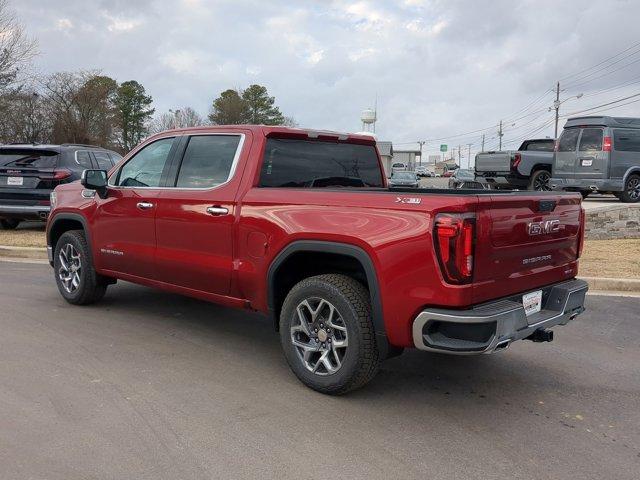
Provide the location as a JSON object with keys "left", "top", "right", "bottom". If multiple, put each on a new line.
{"left": 392, "top": 172, "right": 415, "bottom": 180}
{"left": 455, "top": 169, "right": 475, "bottom": 179}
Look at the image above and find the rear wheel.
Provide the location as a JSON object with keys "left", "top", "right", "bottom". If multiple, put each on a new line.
{"left": 529, "top": 170, "right": 551, "bottom": 191}
{"left": 54, "top": 230, "right": 108, "bottom": 305}
{"left": 0, "top": 218, "right": 20, "bottom": 230}
{"left": 279, "top": 274, "right": 380, "bottom": 395}
{"left": 620, "top": 175, "right": 640, "bottom": 203}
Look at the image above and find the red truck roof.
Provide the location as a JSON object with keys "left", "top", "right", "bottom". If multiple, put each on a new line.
{"left": 153, "top": 125, "right": 377, "bottom": 145}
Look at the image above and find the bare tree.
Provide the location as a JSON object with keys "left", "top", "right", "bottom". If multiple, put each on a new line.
{"left": 42, "top": 71, "right": 118, "bottom": 146}
{"left": 0, "top": 90, "right": 51, "bottom": 143}
{"left": 0, "top": 0, "right": 37, "bottom": 92}
{"left": 149, "top": 106, "right": 204, "bottom": 134}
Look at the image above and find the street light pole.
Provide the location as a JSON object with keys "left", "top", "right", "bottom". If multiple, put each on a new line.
{"left": 551, "top": 82, "right": 583, "bottom": 139}
{"left": 554, "top": 81, "right": 561, "bottom": 139}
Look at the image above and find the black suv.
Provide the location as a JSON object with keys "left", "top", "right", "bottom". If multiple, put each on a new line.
{"left": 0, "top": 144, "right": 122, "bottom": 229}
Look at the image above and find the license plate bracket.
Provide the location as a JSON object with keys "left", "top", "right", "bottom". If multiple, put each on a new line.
{"left": 522, "top": 290, "right": 543, "bottom": 317}
{"left": 7, "top": 176, "right": 23, "bottom": 186}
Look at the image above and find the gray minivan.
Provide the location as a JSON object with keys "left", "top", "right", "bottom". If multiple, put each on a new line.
{"left": 550, "top": 116, "right": 640, "bottom": 202}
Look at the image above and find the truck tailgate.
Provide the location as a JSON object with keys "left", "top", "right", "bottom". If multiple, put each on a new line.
{"left": 472, "top": 193, "right": 582, "bottom": 303}
{"left": 475, "top": 152, "right": 511, "bottom": 172}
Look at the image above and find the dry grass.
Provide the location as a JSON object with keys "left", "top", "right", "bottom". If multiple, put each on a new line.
{"left": 0, "top": 223, "right": 638, "bottom": 279}
{"left": 0, "top": 223, "right": 46, "bottom": 248}
{"left": 580, "top": 239, "right": 640, "bottom": 279}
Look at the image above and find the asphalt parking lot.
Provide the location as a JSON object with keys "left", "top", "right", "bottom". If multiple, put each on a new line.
{"left": 1, "top": 262, "right": 639, "bottom": 480}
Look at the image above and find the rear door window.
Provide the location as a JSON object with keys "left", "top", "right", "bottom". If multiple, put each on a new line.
{"left": 557, "top": 128, "right": 580, "bottom": 152}
{"left": 260, "top": 138, "right": 384, "bottom": 188}
{"left": 174, "top": 135, "right": 242, "bottom": 188}
{"left": 75, "top": 151, "right": 94, "bottom": 168}
{"left": 613, "top": 129, "right": 640, "bottom": 152}
{"left": 93, "top": 151, "right": 114, "bottom": 170}
{"left": 578, "top": 128, "right": 603, "bottom": 151}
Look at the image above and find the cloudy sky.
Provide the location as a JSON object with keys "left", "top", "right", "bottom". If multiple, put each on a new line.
{"left": 14, "top": 0, "right": 640, "bottom": 159}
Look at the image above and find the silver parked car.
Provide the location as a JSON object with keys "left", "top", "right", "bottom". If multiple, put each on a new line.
{"left": 550, "top": 116, "right": 640, "bottom": 202}
{"left": 389, "top": 171, "right": 419, "bottom": 188}
{"left": 448, "top": 169, "right": 488, "bottom": 189}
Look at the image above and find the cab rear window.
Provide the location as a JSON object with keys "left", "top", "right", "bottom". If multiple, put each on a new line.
{"left": 0, "top": 149, "right": 59, "bottom": 168}
{"left": 259, "top": 138, "right": 384, "bottom": 188}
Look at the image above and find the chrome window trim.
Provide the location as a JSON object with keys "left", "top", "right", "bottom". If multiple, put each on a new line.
{"left": 107, "top": 133, "right": 245, "bottom": 192}
{"left": 74, "top": 150, "right": 94, "bottom": 168}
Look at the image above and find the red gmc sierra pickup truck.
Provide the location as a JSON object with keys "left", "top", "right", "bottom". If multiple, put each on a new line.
{"left": 46, "top": 126, "right": 588, "bottom": 394}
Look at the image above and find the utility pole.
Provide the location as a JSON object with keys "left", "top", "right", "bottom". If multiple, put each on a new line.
{"left": 467, "top": 143, "right": 472, "bottom": 169}
{"left": 417, "top": 140, "right": 426, "bottom": 166}
{"left": 554, "top": 81, "right": 561, "bottom": 139}
{"left": 457, "top": 144, "right": 461, "bottom": 167}
{"left": 498, "top": 120, "right": 504, "bottom": 151}
{"left": 481, "top": 134, "right": 485, "bottom": 152}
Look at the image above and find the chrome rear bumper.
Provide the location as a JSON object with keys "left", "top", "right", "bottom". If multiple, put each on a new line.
{"left": 412, "top": 279, "right": 588, "bottom": 354}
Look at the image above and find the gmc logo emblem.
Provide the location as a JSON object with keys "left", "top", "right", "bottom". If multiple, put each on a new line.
{"left": 528, "top": 219, "right": 560, "bottom": 236}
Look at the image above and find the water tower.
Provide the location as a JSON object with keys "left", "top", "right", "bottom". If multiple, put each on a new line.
{"left": 361, "top": 108, "right": 377, "bottom": 133}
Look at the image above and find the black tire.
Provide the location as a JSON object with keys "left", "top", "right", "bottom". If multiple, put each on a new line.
{"left": 0, "top": 218, "right": 20, "bottom": 230}
{"left": 580, "top": 191, "right": 591, "bottom": 199}
{"left": 528, "top": 170, "right": 551, "bottom": 191}
{"left": 279, "top": 274, "right": 380, "bottom": 395}
{"left": 620, "top": 174, "right": 640, "bottom": 203}
{"left": 53, "top": 230, "right": 107, "bottom": 305}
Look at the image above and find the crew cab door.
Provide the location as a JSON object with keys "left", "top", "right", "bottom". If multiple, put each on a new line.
{"left": 154, "top": 133, "right": 247, "bottom": 296}
{"left": 92, "top": 136, "right": 178, "bottom": 279}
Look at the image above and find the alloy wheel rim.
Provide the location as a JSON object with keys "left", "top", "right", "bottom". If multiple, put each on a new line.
{"left": 58, "top": 243, "right": 82, "bottom": 294}
{"left": 290, "top": 297, "right": 348, "bottom": 376}
{"left": 628, "top": 178, "right": 640, "bottom": 200}
{"left": 534, "top": 172, "right": 551, "bottom": 191}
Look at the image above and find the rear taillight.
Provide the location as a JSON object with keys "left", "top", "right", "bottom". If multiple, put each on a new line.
{"left": 512, "top": 153, "right": 522, "bottom": 169}
{"left": 577, "top": 206, "right": 585, "bottom": 259}
{"left": 554, "top": 139, "right": 559, "bottom": 152}
{"left": 52, "top": 169, "right": 72, "bottom": 180}
{"left": 603, "top": 136, "right": 612, "bottom": 152}
{"left": 434, "top": 213, "right": 476, "bottom": 284}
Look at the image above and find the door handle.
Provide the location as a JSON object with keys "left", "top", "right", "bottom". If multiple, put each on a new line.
{"left": 136, "top": 201, "right": 154, "bottom": 210}
{"left": 206, "top": 206, "right": 229, "bottom": 216}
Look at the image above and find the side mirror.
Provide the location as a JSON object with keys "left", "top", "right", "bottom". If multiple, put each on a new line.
{"left": 81, "top": 169, "right": 108, "bottom": 198}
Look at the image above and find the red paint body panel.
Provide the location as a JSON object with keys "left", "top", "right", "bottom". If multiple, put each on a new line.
{"left": 47, "top": 125, "right": 585, "bottom": 349}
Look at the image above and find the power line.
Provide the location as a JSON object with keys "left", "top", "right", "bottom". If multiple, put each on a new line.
{"left": 560, "top": 97, "right": 640, "bottom": 118}
{"left": 561, "top": 92, "right": 640, "bottom": 117}
{"left": 559, "top": 40, "right": 640, "bottom": 82}
{"left": 563, "top": 56, "right": 640, "bottom": 91}
{"left": 562, "top": 46, "right": 640, "bottom": 89}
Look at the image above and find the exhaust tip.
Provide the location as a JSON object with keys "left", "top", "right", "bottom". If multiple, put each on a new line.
{"left": 494, "top": 339, "right": 511, "bottom": 351}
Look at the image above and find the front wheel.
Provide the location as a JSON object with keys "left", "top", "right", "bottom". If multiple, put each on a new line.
{"left": 620, "top": 175, "right": 640, "bottom": 203}
{"left": 529, "top": 170, "right": 551, "bottom": 191}
{"left": 279, "top": 274, "right": 380, "bottom": 395}
{"left": 54, "top": 230, "right": 108, "bottom": 305}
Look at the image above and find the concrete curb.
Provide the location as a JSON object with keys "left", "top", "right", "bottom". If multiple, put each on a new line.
{"left": 0, "top": 245, "right": 47, "bottom": 259}
{"left": 1, "top": 245, "right": 639, "bottom": 294}
{"left": 580, "top": 276, "right": 640, "bottom": 293}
